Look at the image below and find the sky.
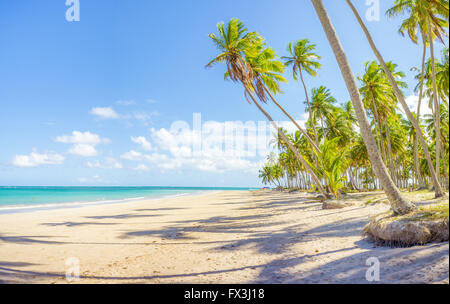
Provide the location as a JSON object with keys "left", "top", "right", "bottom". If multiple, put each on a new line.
{"left": 0, "top": 0, "right": 447, "bottom": 187}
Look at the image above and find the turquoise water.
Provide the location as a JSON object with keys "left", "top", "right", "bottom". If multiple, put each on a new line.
{"left": 0, "top": 186, "right": 254, "bottom": 212}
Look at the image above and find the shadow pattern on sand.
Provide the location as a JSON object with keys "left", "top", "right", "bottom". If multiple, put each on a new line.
{"left": 0, "top": 191, "right": 448, "bottom": 283}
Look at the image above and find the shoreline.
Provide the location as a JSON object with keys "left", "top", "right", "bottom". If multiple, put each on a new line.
{"left": 0, "top": 190, "right": 448, "bottom": 284}
{"left": 0, "top": 189, "right": 229, "bottom": 215}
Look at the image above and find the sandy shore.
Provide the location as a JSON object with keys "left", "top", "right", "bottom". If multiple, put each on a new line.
{"left": 0, "top": 190, "right": 448, "bottom": 284}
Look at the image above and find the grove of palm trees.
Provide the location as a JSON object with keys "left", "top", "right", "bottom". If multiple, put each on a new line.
{"left": 208, "top": 0, "right": 449, "bottom": 245}
{"left": 2, "top": 0, "right": 450, "bottom": 287}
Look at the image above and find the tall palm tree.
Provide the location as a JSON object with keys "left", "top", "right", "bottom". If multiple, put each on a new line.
{"left": 358, "top": 61, "right": 393, "bottom": 163}
{"left": 437, "top": 48, "right": 449, "bottom": 104}
{"left": 246, "top": 44, "right": 320, "bottom": 152}
{"left": 359, "top": 60, "right": 407, "bottom": 182}
{"left": 310, "top": 0, "right": 415, "bottom": 214}
{"left": 321, "top": 108, "right": 355, "bottom": 148}
{"left": 206, "top": 18, "right": 329, "bottom": 198}
{"left": 410, "top": 55, "right": 428, "bottom": 186}
{"left": 345, "top": 0, "right": 444, "bottom": 198}
{"left": 387, "top": 0, "right": 449, "bottom": 188}
{"left": 425, "top": 103, "right": 450, "bottom": 188}
{"left": 282, "top": 39, "right": 322, "bottom": 147}
{"left": 313, "top": 137, "right": 350, "bottom": 199}
{"left": 310, "top": 86, "right": 336, "bottom": 132}
{"left": 259, "top": 164, "right": 274, "bottom": 186}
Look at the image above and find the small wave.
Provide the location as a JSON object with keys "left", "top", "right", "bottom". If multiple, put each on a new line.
{"left": 0, "top": 190, "right": 219, "bottom": 214}
{"left": 0, "top": 196, "right": 146, "bottom": 213}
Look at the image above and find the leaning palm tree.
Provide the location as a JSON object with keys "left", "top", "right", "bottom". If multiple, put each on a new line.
{"left": 310, "top": 0, "right": 415, "bottom": 215}
{"left": 345, "top": 0, "right": 444, "bottom": 198}
{"left": 282, "top": 39, "right": 322, "bottom": 147}
{"left": 245, "top": 44, "right": 320, "bottom": 153}
{"left": 387, "top": 0, "right": 449, "bottom": 189}
{"left": 206, "top": 18, "right": 329, "bottom": 198}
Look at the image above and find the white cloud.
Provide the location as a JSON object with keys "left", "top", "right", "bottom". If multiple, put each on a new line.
{"left": 69, "top": 144, "right": 98, "bottom": 157}
{"left": 90, "top": 105, "right": 158, "bottom": 126}
{"left": 55, "top": 131, "right": 110, "bottom": 145}
{"left": 133, "top": 164, "right": 149, "bottom": 171}
{"left": 71, "top": 117, "right": 313, "bottom": 173}
{"left": 144, "top": 152, "right": 183, "bottom": 170}
{"left": 123, "top": 121, "right": 274, "bottom": 172}
{"left": 55, "top": 131, "right": 110, "bottom": 157}
{"left": 131, "top": 136, "right": 152, "bottom": 151}
{"left": 87, "top": 157, "right": 123, "bottom": 169}
{"left": 12, "top": 150, "right": 65, "bottom": 167}
{"left": 404, "top": 95, "right": 433, "bottom": 118}
{"left": 124, "top": 111, "right": 160, "bottom": 126}
{"left": 90, "top": 107, "right": 120, "bottom": 119}
{"left": 120, "top": 150, "right": 144, "bottom": 161}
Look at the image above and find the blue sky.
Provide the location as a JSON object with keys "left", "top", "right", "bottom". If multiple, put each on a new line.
{"left": 0, "top": 0, "right": 446, "bottom": 187}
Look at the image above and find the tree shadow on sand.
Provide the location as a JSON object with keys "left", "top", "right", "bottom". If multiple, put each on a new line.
{"left": 253, "top": 241, "right": 449, "bottom": 283}
{"left": 85, "top": 213, "right": 164, "bottom": 220}
{"left": 41, "top": 221, "right": 118, "bottom": 227}
{"left": 1, "top": 241, "right": 446, "bottom": 283}
{"left": 119, "top": 213, "right": 285, "bottom": 241}
{"left": 1, "top": 192, "right": 448, "bottom": 283}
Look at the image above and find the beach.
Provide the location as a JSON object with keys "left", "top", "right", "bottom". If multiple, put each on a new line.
{"left": 0, "top": 190, "right": 448, "bottom": 284}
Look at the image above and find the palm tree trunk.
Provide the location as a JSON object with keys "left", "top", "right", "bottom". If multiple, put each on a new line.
{"left": 346, "top": 0, "right": 444, "bottom": 198}
{"left": 385, "top": 125, "right": 396, "bottom": 184}
{"left": 371, "top": 97, "right": 384, "bottom": 161}
{"left": 441, "top": 143, "right": 449, "bottom": 190}
{"left": 263, "top": 86, "right": 321, "bottom": 153}
{"left": 298, "top": 68, "right": 320, "bottom": 168}
{"left": 349, "top": 167, "right": 359, "bottom": 190}
{"left": 299, "top": 67, "right": 320, "bottom": 148}
{"left": 311, "top": 0, "right": 415, "bottom": 215}
{"left": 371, "top": 99, "right": 389, "bottom": 166}
{"left": 427, "top": 18, "right": 442, "bottom": 187}
{"left": 245, "top": 88, "right": 330, "bottom": 198}
{"left": 414, "top": 38, "right": 427, "bottom": 188}
{"left": 380, "top": 124, "right": 388, "bottom": 167}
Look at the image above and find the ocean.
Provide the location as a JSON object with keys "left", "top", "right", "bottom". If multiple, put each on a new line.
{"left": 0, "top": 186, "right": 255, "bottom": 213}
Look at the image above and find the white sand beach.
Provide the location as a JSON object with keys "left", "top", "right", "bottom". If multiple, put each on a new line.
{"left": 0, "top": 190, "right": 448, "bottom": 284}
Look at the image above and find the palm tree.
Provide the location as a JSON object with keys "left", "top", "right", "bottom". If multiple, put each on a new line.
{"left": 425, "top": 103, "right": 450, "bottom": 188}
{"left": 259, "top": 163, "right": 283, "bottom": 188}
{"left": 426, "top": 11, "right": 448, "bottom": 189}
{"left": 206, "top": 18, "right": 329, "bottom": 198}
{"left": 246, "top": 44, "right": 320, "bottom": 152}
{"left": 358, "top": 60, "right": 408, "bottom": 182}
{"left": 259, "top": 164, "right": 274, "bottom": 186}
{"left": 437, "top": 48, "right": 449, "bottom": 104}
{"left": 322, "top": 107, "right": 355, "bottom": 148}
{"left": 282, "top": 39, "right": 322, "bottom": 147}
{"left": 310, "top": 0, "right": 415, "bottom": 215}
{"left": 387, "top": 0, "right": 449, "bottom": 188}
{"left": 310, "top": 86, "right": 336, "bottom": 133}
{"left": 313, "top": 137, "right": 351, "bottom": 199}
{"left": 358, "top": 61, "right": 392, "bottom": 162}
{"left": 345, "top": 0, "right": 444, "bottom": 198}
